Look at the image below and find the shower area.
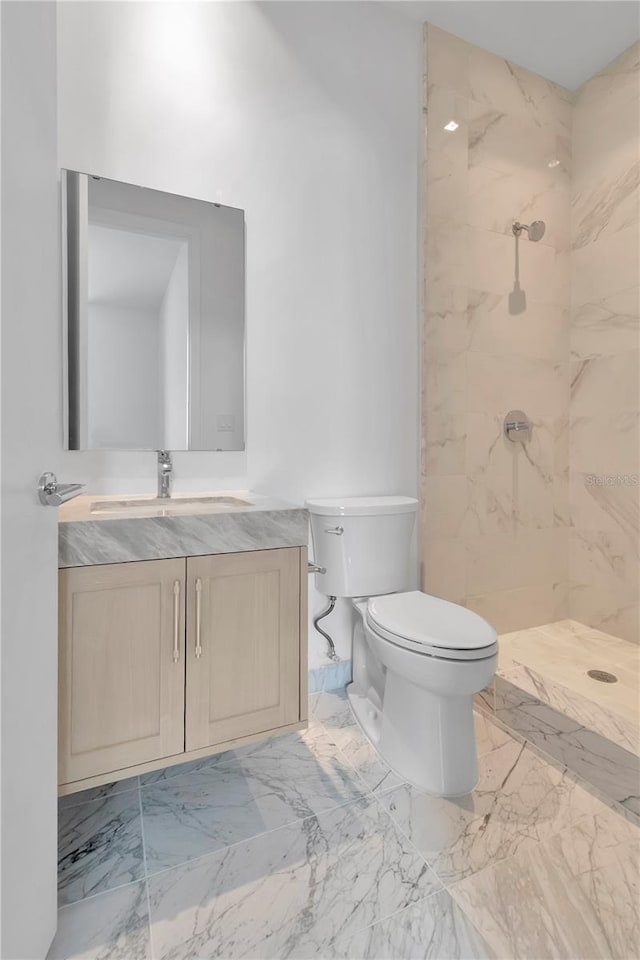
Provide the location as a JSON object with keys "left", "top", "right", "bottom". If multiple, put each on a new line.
{"left": 421, "top": 25, "right": 639, "bottom": 816}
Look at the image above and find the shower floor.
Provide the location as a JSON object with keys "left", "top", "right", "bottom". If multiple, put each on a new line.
{"left": 478, "top": 619, "right": 640, "bottom": 820}
{"left": 498, "top": 620, "right": 638, "bottom": 735}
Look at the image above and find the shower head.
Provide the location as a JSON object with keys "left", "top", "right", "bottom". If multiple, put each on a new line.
{"left": 528, "top": 220, "right": 546, "bottom": 241}
{"left": 512, "top": 220, "right": 546, "bottom": 241}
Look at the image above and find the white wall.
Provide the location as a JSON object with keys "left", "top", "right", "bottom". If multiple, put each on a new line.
{"left": 1, "top": 2, "right": 60, "bottom": 955}
{"left": 57, "top": 0, "right": 421, "bottom": 664}
{"left": 88, "top": 303, "right": 162, "bottom": 449}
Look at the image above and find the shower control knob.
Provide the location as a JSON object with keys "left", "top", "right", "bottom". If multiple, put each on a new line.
{"left": 503, "top": 411, "right": 531, "bottom": 443}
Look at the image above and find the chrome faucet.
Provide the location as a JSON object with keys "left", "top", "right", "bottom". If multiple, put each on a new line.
{"left": 157, "top": 450, "right": 172, "bottom": 499}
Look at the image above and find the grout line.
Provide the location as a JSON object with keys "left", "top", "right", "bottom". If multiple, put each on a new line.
{"left": 58, "top": 780, "right": 140, "bottom": 810}
{"left": 293, "top": 699, "right": 458, "bottom": 948}
{"left": 142, "top": 791, "right": 373, "bottom": 884}
{"left": 368, "top": 786, "right": 444, "bottom": 891}
{"left": 311, "top": 690, "right": 409, "bottom": 796}
{"left": 138, "top": 718, "right": 375, "bottom": 881}
{"left": 57, "top": 876, "right": 146, "bottom": 912}
{"left": 440, "top": 880, "right": 503, "bottom": 956}
{"left": 315, "top": 690, "right": 445, "bottom": 883}
{"left": 57, "top": 776, "right": 146, "bottom": 912}
{"left": 137, "top": 779, "right": 155, "bottom": 958}
{"left": 308, "top": 694, "right": 404, "bottom": 802}
{"left": 141, "top": 694, "right": 405, "bottom": 889}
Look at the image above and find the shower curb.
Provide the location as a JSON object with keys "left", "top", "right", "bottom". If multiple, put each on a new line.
{"left": 475, "top": 669, "right": 640, "bottom": 824}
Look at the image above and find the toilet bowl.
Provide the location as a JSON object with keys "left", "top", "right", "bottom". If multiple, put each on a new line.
{"left": 306, "top": 496, "right": 498, "bottom": 797}
{"left": 351, "top": 592, "right": 496, "bottom": 795}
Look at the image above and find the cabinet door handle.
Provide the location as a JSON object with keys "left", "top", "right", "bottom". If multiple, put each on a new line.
{"left": 172, "top": 580, "right": 181, "bottom": 663}
{"left": 195, "top": 577, "right": 203, "bottom": 659}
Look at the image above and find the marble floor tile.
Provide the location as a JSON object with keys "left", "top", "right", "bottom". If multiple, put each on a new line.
{"left": 141, "top": 726, "right": 367, "bottom": 873}
{"left": 310, "top": 688, "right": 406, "bottom": 794}
{"left": 48, "top": 881, "right": 150, "bottom": 960}
{"left": 58, "top": 791, "right": 145, "bottom": 907}
{"left": 474, "top": 711, "right": 513, "bottom": 758}
{"left": 451, "top": 806, "right": 640, "bottom": 959}
{"left": 327, "top": 889, "right": 494, "bottom": 960}
{"left": 139, "top": 748, "right": 236, "bottom": 787}
{"left": 493, "top": 678, "right": 640, "bottom": 819}
{"left": 147, "top": 796, "right": 441, "bottom": 960}
{"left": 379, "top": 737, "right": 608, "bottom": 885}
{"left": 58, "top": 778, "right": 140, "bottom": 812}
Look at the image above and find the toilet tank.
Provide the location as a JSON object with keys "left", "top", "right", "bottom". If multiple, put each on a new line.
{"left": 306, "top": 496, "right": 418, "bottom": 598}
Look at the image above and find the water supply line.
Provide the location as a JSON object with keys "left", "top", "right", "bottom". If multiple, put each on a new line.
{"left": 313, "top": 595, "right": 338, "bottom": 662}
{"left": 307, "top": 560, "right": 338, "bottom": 661}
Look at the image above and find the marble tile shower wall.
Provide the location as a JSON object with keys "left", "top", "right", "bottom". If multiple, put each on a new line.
{"left": 569, "top": 42, "right": 640, "bottom": 643}
{"left": 422, "top": 25, "right": 572, "bottom": 632}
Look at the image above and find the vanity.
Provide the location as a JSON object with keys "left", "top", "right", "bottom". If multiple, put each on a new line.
{"left": 58, "top": 495, "right": 309, "bottom": 795}
{"left": 55, "top": 170, "right": 311, "bottom": 796}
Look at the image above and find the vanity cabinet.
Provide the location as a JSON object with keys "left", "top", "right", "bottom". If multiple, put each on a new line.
{"left": 58, "top": 547, "right": 306, "bottom": 793}
{"left": 186, "top": 549, "right": 301, "bottom": 751}
{"left": 59, "top": 559, "right": 186, "bottom": 784}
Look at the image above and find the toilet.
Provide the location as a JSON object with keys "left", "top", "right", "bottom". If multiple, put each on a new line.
{"left": 306, "top": 495, "right": 497, "bottom": 797}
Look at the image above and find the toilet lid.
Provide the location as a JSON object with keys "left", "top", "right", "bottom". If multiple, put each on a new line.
{"left": 367, "top": 591, "right": 497, "bottom": 655}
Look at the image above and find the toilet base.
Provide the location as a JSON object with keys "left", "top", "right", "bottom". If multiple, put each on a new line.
{"left": 347, "top": 673, "right": 479, "bottom": 797}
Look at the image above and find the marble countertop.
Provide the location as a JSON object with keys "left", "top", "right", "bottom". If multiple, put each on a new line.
{"left": 59, "top": 493, "right": 309, "bottom": 568}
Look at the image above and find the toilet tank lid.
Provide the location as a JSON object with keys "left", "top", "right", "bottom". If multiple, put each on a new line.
{"left": 305, "top": 496, "right": 418, "bottom": 517}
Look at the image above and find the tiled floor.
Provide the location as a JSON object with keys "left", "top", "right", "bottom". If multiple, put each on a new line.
{"left": 50, "top": 688, "right": 640, "bottom": 959}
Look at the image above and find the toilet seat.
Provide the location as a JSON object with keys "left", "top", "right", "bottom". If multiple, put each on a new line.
{"left": 366, "top": 591, "right": 498, "bottom": 662}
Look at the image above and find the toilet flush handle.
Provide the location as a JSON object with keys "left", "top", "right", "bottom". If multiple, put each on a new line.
{"left": 324, "top": 525, "right": 344, "bottom": 535}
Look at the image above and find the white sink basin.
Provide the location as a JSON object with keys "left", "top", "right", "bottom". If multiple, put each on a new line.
{"left": 90, "top": 495, "right": 253, "bottom": 516}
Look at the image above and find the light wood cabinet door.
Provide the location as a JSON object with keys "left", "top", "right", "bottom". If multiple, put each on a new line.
{"left": 59, "top": 559, "right": 186, "bottom": 784}
{"left": 186, "top": 548, "right": 301, "bottom": 751}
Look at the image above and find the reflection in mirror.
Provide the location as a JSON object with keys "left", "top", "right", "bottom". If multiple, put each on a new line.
{"left": 63, "top": 171, "right": 245, "bottom": 451}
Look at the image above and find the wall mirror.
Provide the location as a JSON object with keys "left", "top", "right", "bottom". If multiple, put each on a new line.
{"left": 62, "top": 170, "right": 245, "bottom": 451}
